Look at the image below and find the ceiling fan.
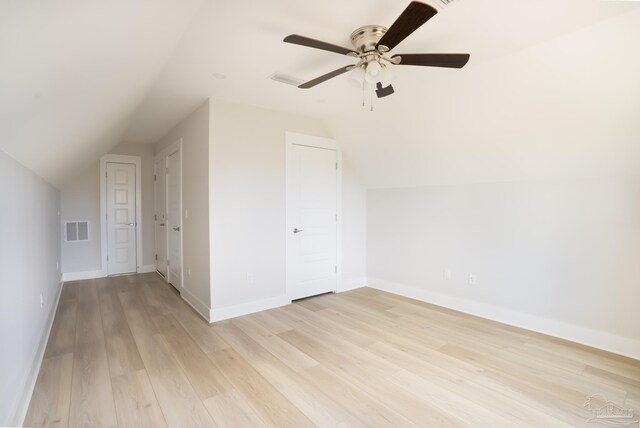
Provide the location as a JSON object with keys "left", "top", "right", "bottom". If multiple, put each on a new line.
{"left": 283, "top": 1, "right": 470, "bottom": 100}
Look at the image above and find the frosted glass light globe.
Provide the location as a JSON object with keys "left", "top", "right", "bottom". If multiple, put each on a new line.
{"left": 347, "top": 67, "right": 366, "bottom": 88}
{"left": 367, "top": 60, "right": 382, "bottom": 76}
{"left": 379, "top": 66, "right": 394, "bottom": 87}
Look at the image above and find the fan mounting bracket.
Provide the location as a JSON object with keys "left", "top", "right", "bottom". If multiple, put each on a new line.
{"left": 350, "top": 25, "right": 387, "bottom": 53}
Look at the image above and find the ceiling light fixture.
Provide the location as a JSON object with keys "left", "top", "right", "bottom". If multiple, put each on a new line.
{"left": 347, "top": 56, "right": 397, "bottom": 110}
{"left": 358, "top": 59, "right": 395, "bottom": 86}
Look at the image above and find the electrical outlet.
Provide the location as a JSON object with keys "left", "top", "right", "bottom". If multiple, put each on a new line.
{"left": 40, "top": 293, "right": 44, "bottom": 308}
{"left": 443, "top": 269, "right": 452, "bottom": 281}
{"left": 469, "top": 274, "right": 477, "bottom": 285}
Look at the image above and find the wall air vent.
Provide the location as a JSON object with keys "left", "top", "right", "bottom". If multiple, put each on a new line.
{"left": 65, "top": 221, "right": 90, "bottom": 242}
{"left": 268, "top": 73, "right": 304, "bottom": 87}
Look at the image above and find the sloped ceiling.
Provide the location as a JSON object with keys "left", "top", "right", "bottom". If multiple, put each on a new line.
{"left": 2, "top": 0, "right": 639, "bottom": 188}
{"left": 0, "top": 0, "right": 204, "bottom": 187}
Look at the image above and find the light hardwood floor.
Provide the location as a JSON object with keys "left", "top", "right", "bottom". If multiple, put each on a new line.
{"left": 25, "top": 273, "right": 640, "bottom": 427}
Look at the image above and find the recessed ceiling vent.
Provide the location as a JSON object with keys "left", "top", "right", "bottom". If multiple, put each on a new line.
{"left": 268, "top": 73, "right": 304, "bottom": 87}
{"left": 436, "top": 0, "right": 456, "bottom": 6}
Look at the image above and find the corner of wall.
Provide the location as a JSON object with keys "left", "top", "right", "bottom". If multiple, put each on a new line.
{"left": 138, "top": 265, "right": 157, "bottom": 274}
{"left": 208, "top": 98, "right": 216, "bottom": 316}
{"left": 337, "top": 277, "right": 367, "bottom": 293}
{"left": 181, "top": 283, "right": 214, "bottom": 323}
{"left": 210, "top": 295, "right": 291, "bottom": 323}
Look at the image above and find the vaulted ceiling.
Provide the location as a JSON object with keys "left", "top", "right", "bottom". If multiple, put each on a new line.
{"left": 0, "top": 0, "right": 204, "bottom": 186}
{"left": 2, "top": 0, "right": 639, "bottom": 187}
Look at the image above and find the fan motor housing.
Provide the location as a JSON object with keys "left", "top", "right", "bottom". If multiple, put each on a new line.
{"left": 350, "top": 25, "right": 387, "bottom": 53}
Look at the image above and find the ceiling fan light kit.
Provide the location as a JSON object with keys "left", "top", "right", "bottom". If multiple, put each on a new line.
{"left": 283, "top": 1, "right": 470, "bottom": 108}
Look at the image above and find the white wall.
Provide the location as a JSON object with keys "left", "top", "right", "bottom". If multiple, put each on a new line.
{"left": 60, "top": 142, "right": 156, "bottom": 275}
{"left": 209, "top": 100, "right": 367, "bottom": 315}
{"left": 60, "top": 162, "right": 101, "bottom": 272}
{"left": 155, "top": 100, "right": 211, "bottom": 315}
{"left": 0, "top": 150, "right": 61, "bottom": 426}
{"left": 367, "top": 177, "right": 640, "bottom": 358}
{"left": 341, "top": 154, "right": 367, "bottom": 291}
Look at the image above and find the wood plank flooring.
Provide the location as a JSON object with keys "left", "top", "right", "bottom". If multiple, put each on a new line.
{"left": 25, "top": 273, "right": 640, "bottom": 427}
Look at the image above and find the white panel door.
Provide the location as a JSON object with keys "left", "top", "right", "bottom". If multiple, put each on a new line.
{"left": 154, "top": 158, "right": 167, "bottom": 277}
{"left": 167, "top": 151, "right": 182, "bottom": 289}
{"left": 288, "top": 144, "right": 337, "bottom": 300}
{"left": 107, "top": 162, "right": 137, "bottom": 275}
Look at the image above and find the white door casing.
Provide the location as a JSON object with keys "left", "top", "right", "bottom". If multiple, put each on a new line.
{"left": 154, "top": 158, "right": 167, "bottom": 277}
{"left": 106, "top": 162, "right": 137, "bottom": 275}
{"left": 100, "top": 154, "right": 142, "bottom": 276}
{"left": 167, "top": 150, "right": 182, "bottom": 288}
{"left": 286, "top": 133, "right": 341, "bottom": 300}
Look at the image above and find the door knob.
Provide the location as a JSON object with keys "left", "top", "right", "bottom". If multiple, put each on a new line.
{"left": 127, "top": 223, "right": 135, "bottom": 226}
{"left": 293, "top": 228, "right": 304, "bottom": 234}
{"left": 173, "top": 226, "right": 181, "bottom": 232}
{"left": 160, "top": 223, "right": 165, "bottom": 226}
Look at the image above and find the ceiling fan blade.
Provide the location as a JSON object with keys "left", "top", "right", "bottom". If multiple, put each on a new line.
{"left": 299, "top": 65, "right": 353, "bottom": 89}
{"left": 376, "top": 2, "right": 438, "bottom": 51}
{"left": 284, "top": 34, "right": 357, "bottom": 56}
{"left": 392, "top": 53, "right": 470, "bottom": 68}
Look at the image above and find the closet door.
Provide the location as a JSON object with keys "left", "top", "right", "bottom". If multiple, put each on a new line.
{"left": 154, "top": 158, "right": 167, "bottom": 277}
{"left": 167, "top": 150, "right": 182, "bottom": 289}
{"left": 107, "top": 162, "right": 137, "bottom": 275}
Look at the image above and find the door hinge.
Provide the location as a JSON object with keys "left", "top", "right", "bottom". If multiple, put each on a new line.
{"left": 335, "top": 213, "right": 338, "bottom": 221}
{"left": 166, "top": 167, "right": 169, "bottom": 173}
{"left": 154, "top": 214, "right": 157, "bottom": 221}
{"left": 167, "top": 260, "right": 170, "bottom": 266}
{"left": 335, "top": 265, "right": 337, "bottom": 273}
{"left": 155, "top": 254, "right": 157, "bottom": 261}
{"left": 107, "top": 256, "right": 109, "bottom": 261}
{"left": 154, "top": 174, "right": 156, "bottom": 181}
{"left": 335, "top": 162, "right": 338, "bottom": 170}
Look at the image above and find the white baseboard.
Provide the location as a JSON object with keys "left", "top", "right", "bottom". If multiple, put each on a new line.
{"left": 138, "top": 264, "right": 157, "bottom": 274}
{"left": 62, "top": 267, "right": 156, "bottom": 281}
{"left": 62, "top": 269, "right": 105, "bottom": 281}
{"left": 211, "top": 295, "right": 291, "bottom": 323}
{"left": 10, "top": 277, "right": 64, "bottom": 426}
{"left": 368, "top": 278, "right": 640, "bottom": 361}
{"left": 337, "top": 276, "right": 367, "bottom": 293}
{"left": 181, "top": 288, "right": 213, "bottom": 322}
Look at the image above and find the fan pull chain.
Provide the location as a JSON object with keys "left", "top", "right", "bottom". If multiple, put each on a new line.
{"left": 360, "top": 83, "right": 374, "bottom": 112}
{"left": 370, "top": 85, "right": 374, "bottom": 112}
